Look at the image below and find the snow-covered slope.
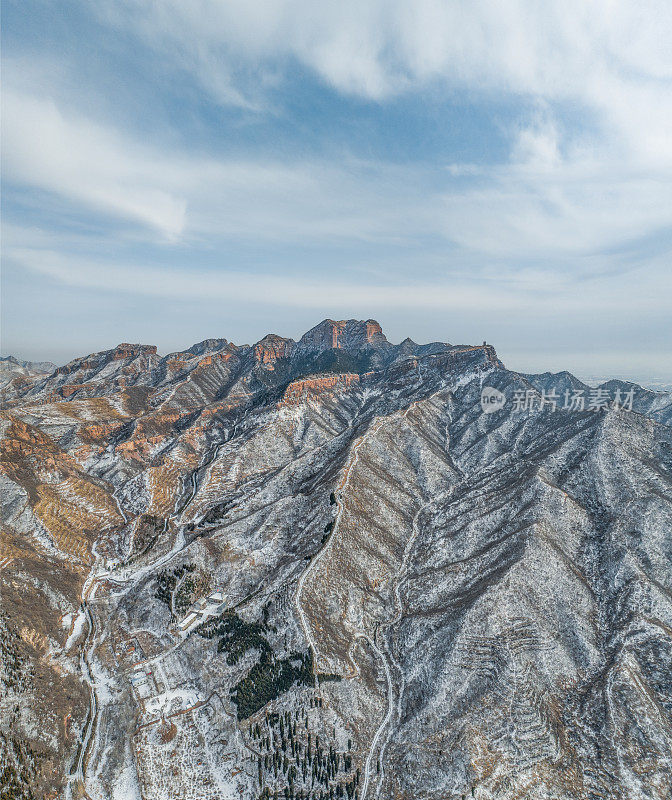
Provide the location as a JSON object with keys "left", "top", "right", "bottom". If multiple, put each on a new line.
{"left": 1, "top": 320, "right": 670, "bottom": 800}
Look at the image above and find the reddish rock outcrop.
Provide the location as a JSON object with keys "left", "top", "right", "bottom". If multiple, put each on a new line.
{"left": 113, "top": 344, "right": 157, "bottom": 361}
{"left": 254, "top": 335, "right": 295, "bottom": 367}
{"left": 195, "top": 352, "right": 235, "bottom": 369}
{"left": 297, "top": 319, "right": 388, "bottom": 353}
{"left": 280, "top": 373, "right": 360, "bottom": 405}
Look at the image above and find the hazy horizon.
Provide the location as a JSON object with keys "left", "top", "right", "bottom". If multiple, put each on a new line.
{"left": 2, "top": 315, "right": 670, "bottom": 389}
{"left": 2, "top": 1, "right": 671, "bottom": 382}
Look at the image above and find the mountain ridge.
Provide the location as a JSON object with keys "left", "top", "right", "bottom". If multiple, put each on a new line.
{"left": 4, "top": 318, "right": 668, "bottom": 406}
{"left": 0, "top": 318, "right": 670, "bottom": 800}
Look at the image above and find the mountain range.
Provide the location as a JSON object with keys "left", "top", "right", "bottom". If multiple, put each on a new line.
{"left": 1, "top": 319, "right": 671, "bottom": 800}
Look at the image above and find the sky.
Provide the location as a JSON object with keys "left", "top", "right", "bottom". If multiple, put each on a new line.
{"left": 1, "top": 0, "right": 671, "bottom": 381}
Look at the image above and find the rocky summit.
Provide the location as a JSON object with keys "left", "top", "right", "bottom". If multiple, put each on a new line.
{"left": 1, "top": 319, "right": 671, "bottom": 800}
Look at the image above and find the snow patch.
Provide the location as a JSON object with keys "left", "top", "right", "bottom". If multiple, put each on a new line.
{"left": 64, "top": 610, "right": 87, "bottom": 651}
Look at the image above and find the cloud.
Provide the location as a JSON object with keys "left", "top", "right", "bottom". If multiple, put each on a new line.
{"left": 68, "top": 1, "right": 671, "bottom": 265}
{"left": 1, "top": 87, "right": 442, "bottom": 247}
{"left": 511, "top": 110, "right": 561, "bottom": 168}
{"left": 101, "top": 1, "right": 672, "bottom": 158}
{"left": 2, "top": 90, "right": 187, "bottom": 240}
{"left": 4, "top": 2, "right": 670, "bottom": 265}
{"left": 440, "top": 159, "right": 672, "bottom": 258}
{"left": 3, "top": 86, "right": 668, "bottom": 267}
{"left": 8, "top": 246, "right": 669, "bottom": 318}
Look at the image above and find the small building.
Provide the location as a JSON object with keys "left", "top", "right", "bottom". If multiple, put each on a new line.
{"left": 204, "top": 591, "right": 226, "bottom": 615}
{"left": 177, "top": 590, "right": 227, "bottom": 632}
{"left": 178, "top": 611, "right": 200, "bottom": 631}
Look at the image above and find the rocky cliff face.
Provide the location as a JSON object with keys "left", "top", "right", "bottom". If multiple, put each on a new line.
{"left": 297, "top": 319, "right": 389, "bottom": 354}
{"left": 1, "top": 319, "right": 670, "bottom": 800}
{"left": 254, "top": 335, "right": 295, "bottom": 367}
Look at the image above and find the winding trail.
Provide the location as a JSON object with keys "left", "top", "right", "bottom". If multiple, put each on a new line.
{"left": 370, "top": 404, "right": 464, "bottom": 798}
{"left": 295, "top": 415, "right": 386, "bottom": 666}
{"left": 68, "top": 411, "right": 248, "bottom": 799}
{"left": 74, "top": 605, "right": 97, "bottom": 780}
{"left": 294, "top": 392, "right": 459, "bottom": 800}
{"left": 369, "top": 483, "right": 456, "bottom": 799}
{"left": 358, "top": 632, "right": 394, "bottom": 800}
{"left": 65, "top": 543, "right": 105, "bottom": 799}
{"left": 293, "top": 404, "right": 413, "bottom": 800}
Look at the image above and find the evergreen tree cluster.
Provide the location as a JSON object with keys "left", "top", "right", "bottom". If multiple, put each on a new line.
{"left": 154, "top": 563, "right": 196, "bottom": 616}
{"left": 198, "top": 611, "right": 341, "bottom": 719}
{"left": 232, "top": 651, "right": 313, "bottom": 720}
{"left": 320, "top": 521, "right": 334, "bottom": 545}
{"left": 197, "top": 611, "right": 271, "bottom": 666}
{"left": 248, "top": 708, "right": 360, "bottom": 800}
{"left": 173, "top": 572, "right": 209, "bottom": 617}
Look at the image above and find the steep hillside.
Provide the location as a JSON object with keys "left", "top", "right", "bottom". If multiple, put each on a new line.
{"left": 1, "top": 320, "right": 670, "bottom": 800}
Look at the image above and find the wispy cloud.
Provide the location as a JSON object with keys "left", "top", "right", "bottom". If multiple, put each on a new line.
{"left": 4, "top": 85, "right": 668, "bottom": 267}
{"left": 2, "top": 0, "right": 670, "bottom": 376}
{"left": 101, "top": 1, "right": 672, "bottom": 159}
{"left": 8, "top": 247, "right": 669, "bottom": 317}
{"left": 2, "top": 90, "right": 187, "bottom": 240}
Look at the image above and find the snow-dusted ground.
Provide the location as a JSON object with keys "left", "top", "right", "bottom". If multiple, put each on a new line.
{"left": 2, "top": 328, "right": 671, "bottom": 800}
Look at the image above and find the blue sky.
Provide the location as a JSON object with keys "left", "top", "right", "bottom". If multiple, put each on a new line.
{"left": 2, "top": 0, "right": 671, "bottom": 380}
